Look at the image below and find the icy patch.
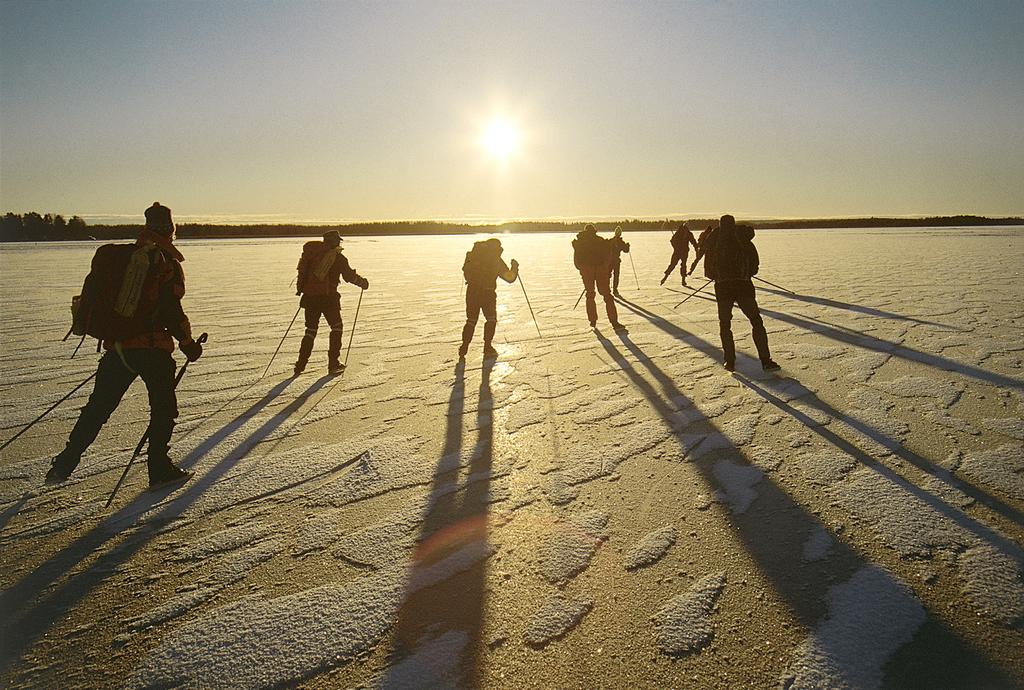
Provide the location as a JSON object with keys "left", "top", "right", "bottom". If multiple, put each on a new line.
{"left": 505, "top": 400, "right": 547, "bottom": 433}
{"left": 572, "top": 398, "right": 636, "bottom": 425}
{"left": 721, "top": 413, "right": 760, "bottom": 446}
{"left": 845, "top": 387, "right": 895, "bottom": 412}
{"left": 131, "top": 568, "right": 404, "bottom": 689}
{"left": 873, "top": 376, "right": 964, "bottom": 408}
{"left": 126, "top": 586, "right": 220, "bottom": 632}
{"left": 922, "top": 408, "right": 979, "bottom": 436}
{"left": 559, "top": 420, "right": 672, "bottom": 485}
{"left": 195, "top": 539, "right": 285, "bottom": 587}
{"left": 624, "top": 526, "right": 677, "bottom": 570}
{"left": 757, "top": 377, "right": 813, "bottom": 402}
{"left": 408, "top": 539, "right": 495, "bottom": 593}
{"left": 333, "top": 511, "right": 421, "bottom": 568}
{"left": 981, "top": 417, "right": 1024, "bottom": 440}
{"left": 788, "top": 344, "right": 846, "bottom": 360}
{"left": 798, "top": 448, "right": 857, "bottom": 486}
{"left": 801, "top": 525, "right": 833, "bottom": 562}
{"left": 652, "top": 572, "right": 726, "bottom": 656}
{"left": 543, "top": 472, "right": 580, "bottom": 506}
{"left": 957, "top": 443, "right": 1024, "bottom": 501}
{"left": 783, "top": 565, "right": 925, "bottom": 690}
{"left": 172, "top": 522, "right": 277, "bottom": 562}
{"left": 537, "top": 510, "right": 608, "bottom": 584}
{"left": 711, "top": 458, "right": 762, "bottom": 514}
{"left": 842, "top": 352, "right": 891, "bottom": 383}
{"left": 958, "top": 544, "right": 1024, "bottom": 627}
{"left": 748, "top": 445, "right": 784, "bottom": 472}
{"left": 523, "top": 592, "right": 594, "bottom": 647}
{"left": 834, "top": 468, "right": 970, "bottom": 559}
{"left": 376, "top": 630, "right": 468, "bottom": 689}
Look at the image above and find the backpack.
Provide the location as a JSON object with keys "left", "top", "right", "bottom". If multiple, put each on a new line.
{"left": 71, "top": 243, "right": 168, "bottom": 341}
{"left": 572, "top": 233, "right": 611, "bottom": 269}
{"left": 462, "top": 242, "right": 494, "bottom": 285}
{"left": 704, "top": 226, "right": 759, "bottom": 281}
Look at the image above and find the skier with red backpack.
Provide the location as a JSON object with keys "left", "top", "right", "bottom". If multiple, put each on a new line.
{"left": 293, "top": 230, "right": 369, "bottom": 376}
{"left": 46, "top": 202, "right": 204, "bottom": 488}
{"left": 459, "top": 238, "right": 519, "bottom": 359}
{"left": 701, "top": 214, "right": 780, "bottom": 373}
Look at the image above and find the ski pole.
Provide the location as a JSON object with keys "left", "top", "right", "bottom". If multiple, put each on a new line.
{"left": 753, "top": 276, "right": 796, "bottom": 294}
{"left": 628, "top": 252, "right": 640, "bottom": 290}
{"left": 262, "top": 304, "right": 301, "bottom": 379}
{"left": 105, "top": 333, "right": 207, "bottom": 508}
{"left": 344, "top": 288, "right": 364, "bottom": 367}
{"left": 573, "top": 288, "right": 585, "bottom": 310}
{"left": 0, "top": 372, "right": 97, "bottom": 452}
{"left": 673, "top": 279, "right": 713, "bottom": 309}
{"left": 70, "top": 334, "right": 87, "bottom": 359}
{"left": 518, "top": 275, "right": 543, "bottom": 339}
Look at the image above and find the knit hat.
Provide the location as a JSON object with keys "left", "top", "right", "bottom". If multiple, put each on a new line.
{"left": 145, "top": 202, "right": 174, "bottom": 237}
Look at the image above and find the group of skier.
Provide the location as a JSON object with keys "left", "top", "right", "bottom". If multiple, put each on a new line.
{"left": 39, "top": 204, "right": 777, "bottom": 490}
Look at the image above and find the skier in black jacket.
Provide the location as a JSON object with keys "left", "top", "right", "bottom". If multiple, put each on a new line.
{"left": 701, "top": 215, "right": 780, "bottom": 372}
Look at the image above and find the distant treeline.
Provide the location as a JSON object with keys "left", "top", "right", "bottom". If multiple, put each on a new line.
{"left": 1, "top": 211, "right": 1021, "bottom": 242}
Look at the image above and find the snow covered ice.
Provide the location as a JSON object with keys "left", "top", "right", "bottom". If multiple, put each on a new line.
{"left": 1, "top": 228, "right": 1023, "bottom": 688}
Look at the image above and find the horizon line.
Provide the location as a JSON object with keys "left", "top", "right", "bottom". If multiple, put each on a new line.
{"left": 32, "top": 211, "right": 1024, "bottom": 226}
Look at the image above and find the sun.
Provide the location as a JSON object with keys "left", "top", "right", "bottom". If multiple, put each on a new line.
{"left": 480, "top": 118, "right": 522, "bottom": 161}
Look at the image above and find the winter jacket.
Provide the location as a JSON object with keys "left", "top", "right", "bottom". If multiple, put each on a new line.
{"left": 463, "top": 244, "right": 516, "bottom": 291}
{"left": 670, "top": 228, "right": 698, "bottom": 253}
{"left": 610, "top": 236, "right": 630, "bottom": 260}
{"left": 702, "top": 225, "right": 759, "bottom": 282}
{"left": 572, "top": 232, "right": 613, "bottom": 271}
{"left": 99, "top": 229, "right": 192, "bottom": 353}
{"left": 296, "top": 241, "right": 365, "bottom": 298}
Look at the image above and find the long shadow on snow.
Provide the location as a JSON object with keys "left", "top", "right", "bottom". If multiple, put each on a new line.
{"left": 671, "top": 291, "right": 1024, "bottom": 392}
{"left": 597, "top": 330, "right": 1013, "bottom": 687}
{"left": 617, "top": 294, "right": 1024, "bottom": 530}
{"left": 0, "top": 374, "right": 331, "bottom": 673}
{"left": 755, "top": 285, "right": 958, "bottom": 329}
{"left": 383, "top": 359, "right": 494, "bottom": 689}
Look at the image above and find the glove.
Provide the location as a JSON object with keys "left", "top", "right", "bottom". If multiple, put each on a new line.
{"left": 510, "top": 259, "right": 519, "bottom": 271}
{"left": 358, "top": 278, "right": 369, "bottom": 290}
{"left": 180, "top": 339, "right": 203, "bottom": 362}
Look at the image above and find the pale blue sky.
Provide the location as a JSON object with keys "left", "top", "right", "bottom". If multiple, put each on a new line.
{"left": 2, "top": 0, "right": 1021, "bottom": 222}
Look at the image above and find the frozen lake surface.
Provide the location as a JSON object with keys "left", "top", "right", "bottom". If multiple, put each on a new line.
{"left": 1, "top": 227, "right": 1023, "bottom": 688}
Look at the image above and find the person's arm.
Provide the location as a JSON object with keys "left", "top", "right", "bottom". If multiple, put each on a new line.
{"left": 689, "top": 232, "right": 698, "bottom": 251}
{"left": 498, "top": 258, "right": 519, "bottom": 283}
{"left": 159, "top": 262, "right": 194, "bottom": 345}
{"left": 339, "top": 254, "right": 369, "bottom": 289}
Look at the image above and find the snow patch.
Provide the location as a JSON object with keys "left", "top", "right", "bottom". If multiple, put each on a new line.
{"left": 652, "top": 572, "right": 726, "bottom": 656}
{"left": 783, "top": 565, "right": 925, "bottom": 690}
{"left": 624, "top": 526, "right": 677, "bottom": 570}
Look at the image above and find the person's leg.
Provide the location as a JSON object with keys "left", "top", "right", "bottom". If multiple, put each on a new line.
{"left": 596, "top": 267, "right": 620, "bottom": 325}
{"left": 324, "top": 294, "right": 344, "bottom": 369}
{"left": 460, "top": 288, "right": 481, "bottom": 356}
{"left": 612, "top": 260, "right": 621, "bottom": 293}
{"left": 294, "top": 301, "right": 321, "bottom": 373}
{"left": 50, "top": 351, "right": 137, "bottom": 479}
{"left": 735, "top": 281, "right": 773, "bottom": 364}
{"left": 128, "top": 348, "right": 182, "bottom": 482}
{"left": 715, "top": 281, "right": 737, "bottom": 368}
{"left": 662, "top": 251, "right": 681, "bottom": 284}
{"left": 482, "top": 290, "right": 498, "bottom": 355}
{"left": 581, "top": 268, "right": 598, "bottom": 326}
{"left": 679, "top": 252, "right": 690, "bottom": 285}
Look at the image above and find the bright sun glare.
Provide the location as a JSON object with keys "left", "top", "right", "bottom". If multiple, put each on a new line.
{"left": 481, "top": 119, "right": 521, "bottom": 161}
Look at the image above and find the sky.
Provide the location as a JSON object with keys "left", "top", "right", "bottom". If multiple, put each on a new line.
{"left": 1, "top": 0, "right": 1022, "bottom": 223}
